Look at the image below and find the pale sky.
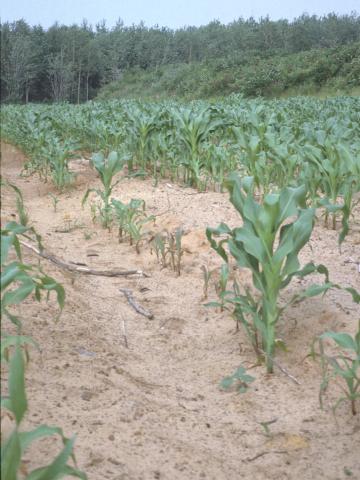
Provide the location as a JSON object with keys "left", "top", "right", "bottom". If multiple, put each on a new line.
{"left": 1, "top": 0, "right": 359, "bottom": 28}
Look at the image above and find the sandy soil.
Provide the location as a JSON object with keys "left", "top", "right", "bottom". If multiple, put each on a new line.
{"left": 1, "top": 142, "right": 360, "bottom": 480}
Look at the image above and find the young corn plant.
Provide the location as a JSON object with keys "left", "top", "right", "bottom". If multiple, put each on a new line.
{"left": 207, "top": 174, "right": 359, "bottom": 373}
{"left": 111, "top": 198, "right": 155, "bottom": 253}
{"left": 311, "top": 324, "right": 360, "bottom": 415}
{"left": 82, "top": 151, "right": 127, "bottom": 228}
{"left": 214, "top": 264, "right": 230, "bottom": 311}
{"left": 1, "top": 221, "right": 65, "bottom": 329}
{"left": 1, "top": 179, "right": 29, "bottom": 226}
{"left": 151, "top": 229, "right": 184, "bottom": 275}
{"left": 175, "top": 107, "right": 222, "bottom": 190}
{"left": 1, "top": 343, "right": 87, "bottom": 480}
{"left": 201, "top": 265, "right": 215, "bottom": 300}
{"left": 151, "top": 233, "right": 168, "bottom": 269}
{"left": 167, "top": 228, "right": 184, "bottom": 276}
{"left": 304, "top": 142, "right": 360, "bottom": 241}
{"left": 1, "top": 196, "right": 85, "bottom": 479}
{"left": 48, "top": 140, "right": 77, "bottom": 190}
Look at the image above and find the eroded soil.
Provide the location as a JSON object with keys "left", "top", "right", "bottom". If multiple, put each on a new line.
{"left": 1, "top": 142, "right": 360, "bottom": 480}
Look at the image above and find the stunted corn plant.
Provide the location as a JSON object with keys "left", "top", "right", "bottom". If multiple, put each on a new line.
{"left": 151, "top": 229, "right": 184, "bottom": 275}
{"left": 82, "top": 151, "right": 127, "bottom": 228}
{"left": 207, "top": 173, "right": 359, "bottom": 373}
{"left": 111, "top": 198, "right": 155, "bottom": 253}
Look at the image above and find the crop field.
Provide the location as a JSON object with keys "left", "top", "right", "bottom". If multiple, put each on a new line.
{"left": 1, "top": 96, "right": 360, "bottom": 479}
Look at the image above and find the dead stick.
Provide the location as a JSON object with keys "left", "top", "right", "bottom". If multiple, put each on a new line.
{"left": 121, "top": 315, "right": 129, "bottom": 348}
{"left": 119, "top": 288, "right": 154, "bottom": 319}
{"left": 20, "top": 240, "right": 149, "bottom": 278}
{"left": 245, "top": 450, "right": 288, "bottom": 462}
{"left": 260, "top": 349, "right": 301, "bottom": 385}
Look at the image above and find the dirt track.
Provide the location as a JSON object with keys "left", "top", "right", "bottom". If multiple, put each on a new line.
{"left": 1, "top": 142, "right": 360, "bottom": 480}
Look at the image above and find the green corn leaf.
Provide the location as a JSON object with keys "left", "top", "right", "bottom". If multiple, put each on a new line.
{"left": 1, "top": 235, "right": 15, "bottom": 265}
{"left": 320, "top": 332, "right": 357, "bottom": 351}
{"left": 25, "top": 436, "right": 86, "bottom": 480}
{"left": 1, "top": 335, "right": 39, "bottom": 363}
{"left": 1, "top": 429, "right": 22, "bottom": 480}
{"left": 19, "top": 425, "right": 67, "bottom": 452}
{"left": 8, "top": 345, "right": 28, "bottom": 425}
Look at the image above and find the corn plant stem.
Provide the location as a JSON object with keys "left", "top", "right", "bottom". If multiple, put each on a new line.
{"left": 20, "top": 240, "right": 149, "bottom": 277}
{"left": 259, "top": 349, "right": 301, "bottom": 385}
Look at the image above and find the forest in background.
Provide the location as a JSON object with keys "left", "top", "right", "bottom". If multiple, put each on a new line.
{"left": 1, "top": 12, "right": 360, "bottom": 103}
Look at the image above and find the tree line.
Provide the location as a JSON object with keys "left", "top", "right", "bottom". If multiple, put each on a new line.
{"left": 1, "top": 12, "right": 359, "bottom": 103}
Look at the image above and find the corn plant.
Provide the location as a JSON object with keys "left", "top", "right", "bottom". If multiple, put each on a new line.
{"left": 311, "top": 324, "right": 360, "bottom": 415}
{"left": 49, "top": 193, "right": 60, "bottom": 213}
{"left": 151, "top": 229, "right": 184, "bottom": 275}
{"left": 111, "top": 198, "right": 155, "bottom": 252}
{"left": 1, "top": 193, "right": 85, "bottom": 479}
{"left": 214, "top": 264, "right": 230, "bottom": 311}
{"left": 48, "top": 140, "right": 77, "bottom": 190}
{"left": 1, "top": 343, "right": 87, "bottom": 480}
{"left": 151, "top": 233, "right": 168, "bottom": 268}
{"left": 1, "top": 179, "right": 29, "bottom": 226}
{"left": 304, "top": 142, "right": 360, "bottom": 238}
{"left": 126, "top": 109, "right": 158, "bottom": 171}
{"left": 175, "top": 107, "right": 222, "bottom": 189}
{"left": 201, "top": 265, "right": 215, "bottom": 300}
{"left": 207, "top": 174, "right": 359, "bottom": 373}
{"left": 1, "top": 221, "right": 65, "bottom": 329}
{"left": 82, "top": 151, "right": 127, "bottom": 228}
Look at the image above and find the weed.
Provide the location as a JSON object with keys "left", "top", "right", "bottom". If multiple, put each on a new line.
{"left": 220, "top": 365, "right": 255, "bottom": 393}
{"left": 311, "top": 324, "right": 360, "bottom": 415}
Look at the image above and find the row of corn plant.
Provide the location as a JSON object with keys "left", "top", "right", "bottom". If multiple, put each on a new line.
{"left": 1, "top": 97, "right": 359, "bottom": 235}
{"left": 1, "top": 182, "right": 87, "bottom": 479}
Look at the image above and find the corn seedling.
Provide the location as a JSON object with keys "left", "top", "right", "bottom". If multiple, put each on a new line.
{"left": 151, "top": 229, "right": 184, "bottom": 275}
{"left": 201, "top": 265, "right": 215, "bottom": 300}
{"left": 49, "top": 193, "right": 60, "bottom": 213}
{"left": 167, "top": 228, "right": 184, "bottom": 276}
{"left": 151, "top": 233, "right": 168, "bottom": 268}
{"left": 111, "top": 198, "right": 155, "bottom": 253}
{"left": 214, "top": 264, "right": 230, "bottom": 311}
{"left": 207, "top": 174, "right": 360, "bottom": 373}
{"left": 311, "top": 324, "right": 360, "bottom": 415}
{"left": 82, "top": 151, "right": 127, "bottom": 228}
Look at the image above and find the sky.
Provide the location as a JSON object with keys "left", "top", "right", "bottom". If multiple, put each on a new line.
{"left": 1, "top": 0, "right": 359, "bottom": 29}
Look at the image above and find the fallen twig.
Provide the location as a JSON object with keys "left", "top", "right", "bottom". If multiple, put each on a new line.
{"left": 344, "top": 258, "right": 360, "bottom": 273}
{"left": 120, "top": 314, "right": 129, "bottom": 348}
{"left": 245, "top": 450, "right": 288, "bottom": 462}
{"left": 119, "top": 288, "right": 154, "bottom": 319}
{"left": 20, "top": 240, "right": 149, "bottom": 278}
{"left": 260, "top": 349, "right": 301, "bottom": 385}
